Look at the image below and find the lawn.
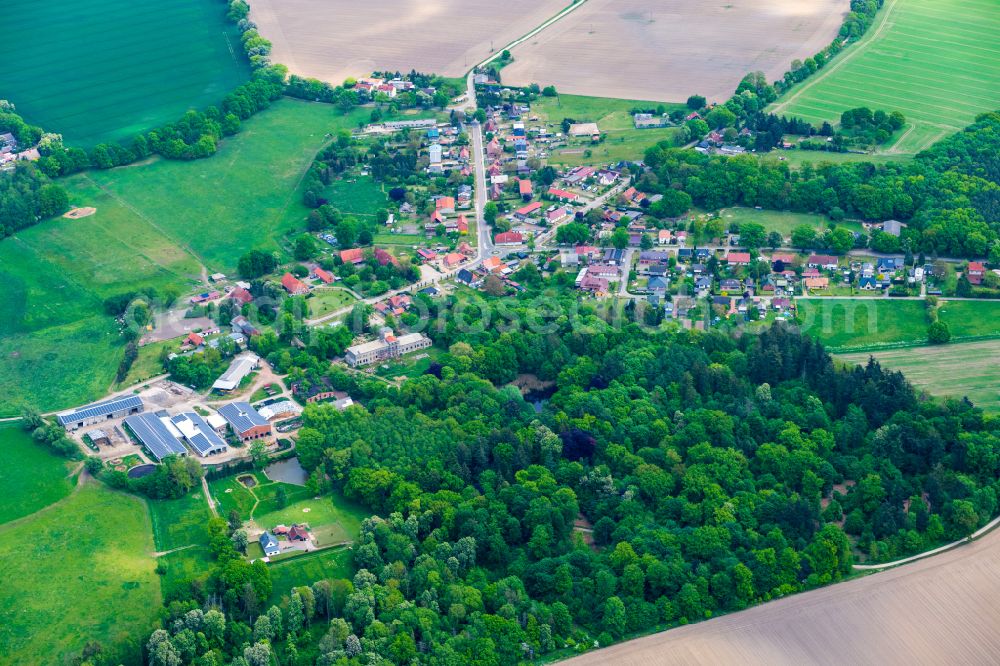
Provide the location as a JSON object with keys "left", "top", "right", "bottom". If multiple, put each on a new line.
{"left": 2, "top": 0, "right": 250, "bottom": 146}
{"left": 717, "top": 207, "right": 862, "bottom": 237}
{"left": 308, "top": 288, "right": 357, "bottom": 319}
{"left": 531, "top": 93, "right": 684, "bottom": 166}
{"left": 0, "top": 482, "right": 159, "bottom": 665}
{"left": 836, "top": 339, "right": 1000, "bottom": 411}
{"left": 0, "top": 423, "right": 76, "bottom": 524}
{"left": 209, "top": 473, "right": 262, "bottom": 519}
{"left": 796, "top": 298, "right": 928, "bottom": 350}
{"left": 771, "top": 0, "right": 1000, "bottom": 154}
{"left": 266, "top": 548, "right": 354, "bottom": 604}
{"left": 324, "top": 177, "right": 390, "bottom": 219}
{"left": 255, "top": 493, "right": 367, "bottom": 547}
{"left": 0, "top": 99, "right": 369, "bottom": 414}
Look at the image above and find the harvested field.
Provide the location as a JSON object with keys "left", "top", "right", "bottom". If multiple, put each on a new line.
{"left": 250, "top": 0, "right": 568, "bottom": 83}
{"left": 836, "top": 339, "right": 1000, "bottom": 411}
{"left": 561, "top": 525, "right": 1000, "bottom": 666}
{"left": 63, "top": 207, "right": 96, "bottom": 219}
{"left": 503, "top": 0, "right": 848, "bottom": 102}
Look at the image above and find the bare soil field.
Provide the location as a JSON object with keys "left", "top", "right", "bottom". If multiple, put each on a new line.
{"left": 561, "top": 526, "right": 1000, "bottom": 665}
{"left": 63, "top": 207, "right": 97, "bottom": 219}
{"left": 250, "top": 0, "right": 568, "bottom": 83}
{"left": 503, "top": 0, "right": 848, "bottom": 102}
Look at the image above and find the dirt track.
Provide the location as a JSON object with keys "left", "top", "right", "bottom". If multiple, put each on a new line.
{"left": 250, "top": 0, "right": 567, "bottom": 83}
{"left": 503, "top": 0, "right": 848, "bottom": 102}
{"left": 561, "top": 526, "right": 1000, "bottom": 665}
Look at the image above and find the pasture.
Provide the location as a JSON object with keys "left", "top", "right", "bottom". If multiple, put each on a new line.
{"left": 772, "top": 0, "right": 1000, "bottom": 154}
{"left": 2, "top": 0, "right": 249, "bottom": 146}
{"left": 267, "top": 548, "right": 354, "bottom": 604}
{"left": 0, "top": 99, "right": 365, "bottom": 414}
{"left": 836, "top": 339, "right": 1000, "bottom": 411}
{"left": 718, "top": 207, "right": 862, "bottom": 237}
{"left": 503, "top": 0, "right": 847, "bottom": 102}
{"left": 796, "top": 298, "right": 928, "bottom": 350}
{"left": 250, "top": 0, "right": 568, "bottom": 83}
{"left": 937, "top": 301, "right": 1000, "bottom": 340}
{"left": 0, "top": 482, "right": 159, "bottom": 665}
{"left": 0, "top": 423, "right": 76, "bottom": 524}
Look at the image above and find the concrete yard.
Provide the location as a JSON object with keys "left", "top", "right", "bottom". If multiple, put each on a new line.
{"left": 502, "top": 0, "right": 848, "bottom": 102}
{"left": 250, "top": 0, "right": 568, "bottom": 83}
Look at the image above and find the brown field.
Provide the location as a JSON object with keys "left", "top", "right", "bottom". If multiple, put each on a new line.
{"left": 63, "top": 207, "right": 96, "bottom": 219}
{"left": 250, "top": 0, "right": 568, "bottom": 83}
{"left": 503, "top": 0, "right": 848, "bottom": 102}
{"left": 561, "top": 526, "right": 1000, "bottom": 665}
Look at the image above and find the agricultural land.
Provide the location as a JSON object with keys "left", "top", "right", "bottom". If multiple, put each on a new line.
{"left": 771, "top": 0, "right": 1000, "bottom": 154}
{"left": 502, "top": 0, "right": 848, "bottom": 102}
{"left": 249, "top": 0, "right": 568, "bottom": 83}
{"left": 0, "top": 423, "right": 76, "bottom": 524}
{"left": 1, "top": 0, "right": 249, "bottom": 145}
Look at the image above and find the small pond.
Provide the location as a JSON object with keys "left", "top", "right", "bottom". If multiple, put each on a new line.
{"left": 237, "top": 474, "right": 257, "bottom": 488}
{"left": 127, "top": 463, "right": 157, "bottom": 479}
{"left": 265, "top": 457, "right": 307, "bottom": 486}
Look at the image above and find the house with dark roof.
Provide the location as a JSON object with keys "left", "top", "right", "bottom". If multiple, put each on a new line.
{"left": 288, "top": 525, "right": 310, "bottom": 542}
{"left": 218, "top": 402, "right": 272, "bottom": 443}
{"left": 259, "top": 531, "right": 280, "bottom": 557}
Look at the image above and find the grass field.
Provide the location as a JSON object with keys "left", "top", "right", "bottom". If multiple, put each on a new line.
{"left": 0, "top": 423, "right": 76, "bottom": 524}
{"left": 0, "top": 482, "right": 159, "bottom": 665}
{"left": 796, "top": 298, "right": 928, "bottom": 350}
{"left": 0, "top": 99, "right": 367, "bottom": 415}
{"left": 937, "top": 301, "right": 1000, "bottom": 339}
{"left": 322, "top": 177, "right": 390, "bottom": 219}
{"left": 717, "top": 207, "right": 863, "bottom": 237}
{"left": 266, "top": 548, "right": 354, "bottom": 604}
{"left": 761, "top": 150, "right": 913, "bottom": 168}
{"left": 256, "top": 493, "right": 367, "bottom": 546}
{"left": 532, "top": 94, "right": 683, "bottom": 166}
{"left": 3, "top": 0, "right": 249, "bottom": 146}
{"left": 308, "top": 288, "right": 358, "bottom": 318}
{"left": 837, "top": 339, "right": 1000, "bottom": 411}
{"left": 772, "top": 0, "right": 1000, "bottom": 154}
{"left": 147, "top": 491, "right": 213, "bottom": 553}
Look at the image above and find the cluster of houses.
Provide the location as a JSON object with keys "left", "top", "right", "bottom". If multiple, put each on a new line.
{"left": 424, "top": 123, "right": 470, "bottom": 176}
{"left": 416, "top": 241, "right": 475, "bottom": 270}
{"left": 258, "top": 523, "right": 313, "bottom": 558}
{"left": 0, "top": 132, "right": 39, "bottom": 168}
{"left": 425, "top": 192, "right": 471, "bottom": 237}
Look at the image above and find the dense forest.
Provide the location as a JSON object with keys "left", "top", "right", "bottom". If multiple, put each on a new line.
{"left": 136, "top": 287, "right": 1000, "bottom": 665}
{"left": 642, "top": 111, "right": 1000, "bottom": 258}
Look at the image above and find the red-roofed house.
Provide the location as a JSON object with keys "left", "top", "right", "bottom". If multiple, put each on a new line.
{"left": 457, "top": 214, "right": 469, "bottom": 234}
{"left": 728, "top": 252, "right": 752, "bottom": 265}
{"left": 185, "top": 332, "right": 204, "bottom": 347}
{"left": 495, "top": 231, "right": 523, "bottom": 246}
{"left": 281, "top": 273, "right": 309, "bottom": 295}
{"left": 518, "top": 179, "right": 533, "bottom": 201}
{"left": 458, "top": 241, "right": 474, "bottom": 256}
{"left": 229, "top": 287, "right": 254, "bottom": 305}
{"left": 417, "top": 248, "right": 437, "bottom": 261}
{"left": 807, "top": 254, "right": 840, "bottom": 270}
{"left": 968, "top": 261, "right": 985, "bottom": 285}
{"left": 483, "top": 256, "right": 504, "bottom": 272}
{"left": 431, "top": 210, "right": 445, "bottom": 225}
{"left": 547, "top": 187, "right": 578, "bottom": 202}
{"left": 444, "top": 252, "right": 465, "bottom": 268}
{"left": 375, "top": 248, "right": 398, "bottom": 266}
{"left": 514, "top": 201, "right": 543, "bottom": 220}
{"left": 340, "top": 248, "right": 364, "bottom": 264}
{"left": 314, "top": 268, "right": 335, "bottom": 284}
{"left": 658, "top": 229, "right": 672, "bottom": 245}
{"left": 436, "top": 197, "right": 456, "bottom": 213}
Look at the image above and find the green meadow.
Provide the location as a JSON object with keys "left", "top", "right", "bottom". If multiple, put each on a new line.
{"left": 266, "top": 548, "right": 354, "bottom": 604}
{"left": 2, "top": 0, "right": 250, "bottom": 146}
{"left": 796, "top": 298, "right": 928, "bottom": 350}
{"left": 0, "top": 99, "right": 367, "bottom": 414}
{"left": 772, "top": 0, "right": 1000, "bottom": 154}
{"left": 0, "top": 482, "right": 159, "bottom": 665}
{"left": 717, "top": 207, "right": 862, "bottom": 237}
{"left": 0, "top": 423, "right": 76, "bottom": 524}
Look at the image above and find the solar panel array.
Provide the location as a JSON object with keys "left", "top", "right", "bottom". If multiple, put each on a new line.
{"left": 170, "top": 412, "right": 228, "bottom": 456}
{"left": 57, "top": 395, "right": 143, "bottom": 426}
{"left": 218, "top": 402, "right": 269, "bottom": 434}
{"left": 124, "top": 414, "right": 187, "bottom": 461}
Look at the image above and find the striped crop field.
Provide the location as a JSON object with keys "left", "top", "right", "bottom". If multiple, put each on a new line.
{"left": 771, "top": 0, "right": 1000, "bottom": 154}
{"left": 2, "top": 0, "right": 250, "bottom": 146}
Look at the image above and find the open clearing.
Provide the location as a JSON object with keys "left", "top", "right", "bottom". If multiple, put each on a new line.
{"left": 0, "top": 99, "right": 365, "bottom": 415}
{"left": 563, "top": 523, "right": 1000, "bottom": 665}
{"left": 772, "top": 0, "right": 1000, "bottom": 154}
{"left": 267, "top": 548, "right": 353, "bottom": 604}
{"left": 717, "top": 207, "right": 862, "bottom": 237}
{"left": 2, "top": 0, "right": 249, "bottom": 146}
{"left": 0, "top": 482, "right": 158, "bottom": 665}
{"left": 796, "top": 298, "right": 928, "bottom": 350}
{"left": 837, "top": 339, "right": 1000, "bottom": 411}
{"left": 250, "top": 0, "right": 567, "bottom": 83}
{"left": 0, "top": 423, "right": 75, "bottom": 524}
{"left": 503, "top": 0, "right": 847, "bottom": 102}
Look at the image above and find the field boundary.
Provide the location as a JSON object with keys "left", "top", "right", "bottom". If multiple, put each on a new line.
{"left": 854, "top": 513, "right": 1000, "bottom": 571}
{"left": 827, "top": 333, "right": 1000, "bottom": 355}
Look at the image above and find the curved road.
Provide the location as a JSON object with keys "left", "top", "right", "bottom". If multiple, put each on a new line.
{"left": 561, "top": 524, "right": 1000, "bottom": 665}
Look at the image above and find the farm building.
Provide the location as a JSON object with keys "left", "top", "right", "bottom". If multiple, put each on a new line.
{"left": 212, "top": 353, "right": 260, "bottom": 392}
{"left": 57, "top": 395, "right": 144, "bottom": 431}
{"left": 218, "top": 402, "right": 272, "bottom": 443}
{"left": 123, "top": 413, "right": 188, "bottom": 462}
{"left": 568, "top": 123, "right": 600, "bottom": 138}
{"left": 257, "top": 401, "right": 303, "bottom": 421}
{"left": 169, "top": 412, "right": 229, "bottom": 457}
{"left": 345, "top": 327, "right": 432, "bottom": 367}
{"left": 281, "top": 273, "right": 309, "bottom": 295}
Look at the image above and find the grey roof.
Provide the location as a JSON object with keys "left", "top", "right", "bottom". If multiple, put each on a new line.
{"left": 259, "top": 531, "right": 279, "bottom": 553}
{"left": 124, "top": 413, "right": 187, "bottom": 461}
{"left": 170, "top": 412, "right": 228, "bottom": 456}
{"left": 57, "top": 395, "right": 143, "bottom": 426}
{"left": 218, "top": 402, "right": 269, "bottom": 435}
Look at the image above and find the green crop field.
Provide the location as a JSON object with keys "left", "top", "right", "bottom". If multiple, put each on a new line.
{"left": 266, "top": 548, "right": 354, "bottom": 605}
{"left": 0, "top": 99, "right": 368, "bottom": 415}
{"left": 0, "top": 482, "right": 159, "bottom": 665}
{"left": 0, "top": 423, "right": 76, "bottom": 524}
{"left": 836, "top": 339, "right": 1000, "bottom": 411}
{"left": 2, "top": 0, "right": 250, "bottom": 146}
{"left": 772, "top": 0, "right": 1000, "bottom": 154}
{"left": 796, "top": 298, "right": 929, "bottom": 350}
